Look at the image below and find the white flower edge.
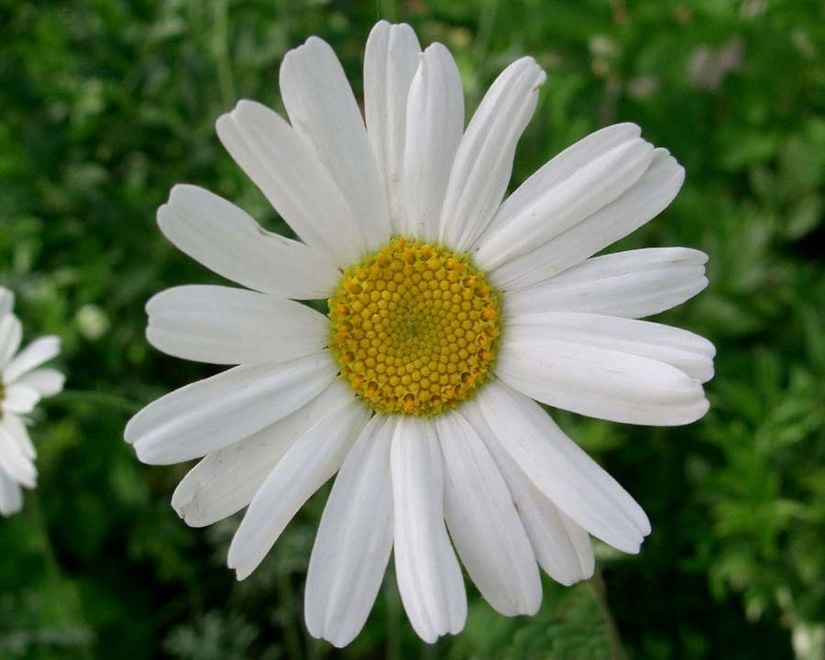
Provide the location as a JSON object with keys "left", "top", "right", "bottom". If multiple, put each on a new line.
{"left": 127, "top": 19, "right": 715, "bottom": 648}
{"left": 0, "top": 286, "right": 64, "bottom": 516}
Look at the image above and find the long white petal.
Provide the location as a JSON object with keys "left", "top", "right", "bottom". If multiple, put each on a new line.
{"left": 145, "top": 285, "right": 327, "bottom": 366}
{"left": 364, "top": 21, "right": 422, "bottom": 231}
{"left": 171, "top": 381, "right": 351, "bottom": 527}
{"left": 402, "top": 43, "right": 464, "bottom": 240}
{"left": 1, "top": 384, "right": 39, "bottom": 415}
{"left": 506, "top": 312, "right": 715, "bottom": 382}
{"left": 392, "top": 416, "right": 466, "bottom": 643}
{"left": 305, "top": 414, "right": 395, "bottom": 648}
{"left": 436, "top": 411, "right": 541, "bottom": 616}
{"left": 439, "top": 57, "right": 546, "bottom": 250}
{"left": 216, "top": 100, "right": 366, "bottom": 266}
{"left": 496, "top": 331, "right": 709, "bottom": 426}
{"left": 9, "top": 368, "right": 65, "bottom": 398}
{"left": 466, "top": 408, "right": 594, "bottom": 585}
{"left": 471, "top": 382, "right": 650, "bottom": 553}
{"left": 0, "top": 424, "right": 37, "bottom": 488}
{"left": 1, "top": 414, "right": 36, "bottom": 460}
{"left": 227, "top": 397, "right": 370, "bottom": 580}
{"left": 0, "top": 468, "right": 23, "bottom": 516}
{"left": 507, "top": 473, "right": 596, "bottom": 585}
{"left": 505, "top": 247, "right": 708, "bottom": 318}
{"left": 3, "top": 336, "right": 60, "bottom": 384}
{"left": 0, "top": 287, "right": 13, "bottom": 318}
{"left": 488, "top": 123, "right": 641, "bottom": 224}
{"left": 280, "top": 36, "right": 391, "bottom": 250}
{"left": 125, "top": 353, "right": 336, "bottom": 465}
{"left": 492, "top": 148, "right": 684, "bottom": 290}
{"left": 157, "top": 185, "right": 338, "bottom": 300}
{"left": 475, "top": 134, "right": 654, "bottom": 270}
{"left": 0, "top": 314, "right": 22, "bottom": 370}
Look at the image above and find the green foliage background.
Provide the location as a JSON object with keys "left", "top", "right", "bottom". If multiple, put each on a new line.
{"left": 1, "top": 0, "right": 824, "bottom": 657}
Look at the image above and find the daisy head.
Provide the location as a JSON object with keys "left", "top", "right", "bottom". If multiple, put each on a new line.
{"left": 0, "top": 286, "right": 64, "bottom": 517}
{"left": 125, "top": 20, "right": 714, "bottom": 647}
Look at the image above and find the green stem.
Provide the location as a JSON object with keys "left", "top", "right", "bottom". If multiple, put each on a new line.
{"left": 276, "top": 569, "right": 304, "bottom": 660}
{"left": 589, "top": 571, "right": 626, "bottom": 660}
{"left": 27, "top": 492, "right": 95, "bottom": 660}
{"left": 385, "top": 571, "right": 402, "bottom": 660}
{"left": 474, "top": 0, "right": 499, "bottom": 61}
{"left": 28, "top": 491, "right": 61, "bottom": 584}
{"left": 213, "top": 0, "right": 236, "bottom": 107}
{"left": 376, "top": 0, "right": 398, "bottom": 21}
{"left": 54, "top": 389, "right": 140, "bottom": 414}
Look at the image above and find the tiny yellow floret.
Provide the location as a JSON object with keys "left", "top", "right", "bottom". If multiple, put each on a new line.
{"left": 328, "top": 237, "right": 502, "bottom": 416}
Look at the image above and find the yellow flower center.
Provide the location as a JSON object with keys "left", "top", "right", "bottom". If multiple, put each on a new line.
{"left": 328, "top": 237, "right": 502, "bottom": 416}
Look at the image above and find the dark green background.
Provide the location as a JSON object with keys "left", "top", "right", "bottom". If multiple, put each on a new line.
{"left": 1, "top": 0, "right": 824, "bottom": 657}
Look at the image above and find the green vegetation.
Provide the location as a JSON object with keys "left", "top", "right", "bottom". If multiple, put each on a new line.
{"left": 1, "top": 1, "right": 824, "bottom": 657}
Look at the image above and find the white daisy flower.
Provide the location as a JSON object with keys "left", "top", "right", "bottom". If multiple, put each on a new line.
{"left": 0, "top": 286, "right": 64, "bottom": 516}
{"left": 125, "top": 21, "right": 714, "bottom": 646}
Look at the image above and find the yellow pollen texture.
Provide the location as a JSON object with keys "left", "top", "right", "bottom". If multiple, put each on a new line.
{"left": 328, "top": 237, "right": 502, "bottom": 416}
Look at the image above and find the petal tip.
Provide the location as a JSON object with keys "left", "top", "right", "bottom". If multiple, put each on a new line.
{"left": 167, "top": 183, "right": 199, "bottom": 205}
{"left": 123, "top": 418, "right": 137, "bottom": 445}
{"left": 368, "top": 19, "right": 390, "bottom": 35}
{"left": 214, "top": 112, "right": 234, "bottom": 136}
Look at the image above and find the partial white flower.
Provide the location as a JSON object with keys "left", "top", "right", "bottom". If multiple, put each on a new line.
{"left": 126, "top": 20, "right": 714, "bottom": 647}
{"left": 0, "top": 286, "right": 65, "bottom": 516}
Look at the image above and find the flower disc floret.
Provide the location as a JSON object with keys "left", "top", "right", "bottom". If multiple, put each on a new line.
{"left": 329, "top": 237, "right": 502, "bottom": 416}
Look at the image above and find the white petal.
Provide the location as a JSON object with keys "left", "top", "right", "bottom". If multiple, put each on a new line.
{"left": 489, "top": 123, "right": 641, "bottom": 225}
{"left": 506, "top": 474, "right": 595, "bottom": 585}
{"left": 0, "top": 423, "right": 37, "bottom": 488}
{"left": 146, "top": 285, "right": 327, "bottom": 366}
{"left": 216, "top": 100, "right": 366, "bottom": 266}
{"left": 475, "top": 135, "right": 654, "bottom": 270}
{"left": 505, "top": 247, "right": 708, "bottom": 319}
{"left": 401, "top": 43, "right": 464, "bottom": 240}
{"left": 125, "top": 353, "right": 336, "bottom": 465}
{"left": 392, "top": 416, "right": 466, "bottom": 644}
{"left": 364, "top": 21, "right": 422, "bottom": 231}
{"left": 497, "top": 326, "right": 709, "bottom": 425}
{"left": 305, "top": 414, "right": 395, "bottom": 648}
{"left": 171, "top": 381, "right": 350, "bottom": 527}
{"left": 1, "top": 384, "right": 40, "bottom": 415}
{"left": 471, "top": 382, "right": 650, "bottom": 553}
{"left": 0, "top": 314, "right": 22, "bottom": 370}
{"left": 436, "top": 411, "right": 541, "bottom": 616}
{"left": 227, "top": 397, "right": 370, "bottom": 580}
{"left": 492, "top": 148, "right": 685, "bottom": 290}
{"left": 280, "top": 37, "right": 391, "bottom": 250}
{"left": 0, "top": 287, "right": 13, "bottom": 318}
{"left": 439, "top": 57, "right": 546, "bottom": 251}
{"left": 1, "top": 414, "right": 36, "bottom": 460}
{"left": 466, "top": 409, "right": 594, "bottom": 585}
{"left": 0, "top": 468, "right": 23, "bottom": 516}
{"left": 157, "top": 185, "right": 339, "bottom": 300}
{"left": 3, "top": 336, "right": 59, "bottom": 384}
{"left": 9, "top": 368, "right": 65, "bottom": 398}
{"left": 473, "top": 124, "right": 640, "bottom": 262}
{"left": 507, "top": 312, "right": 715, "bottom": 383}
